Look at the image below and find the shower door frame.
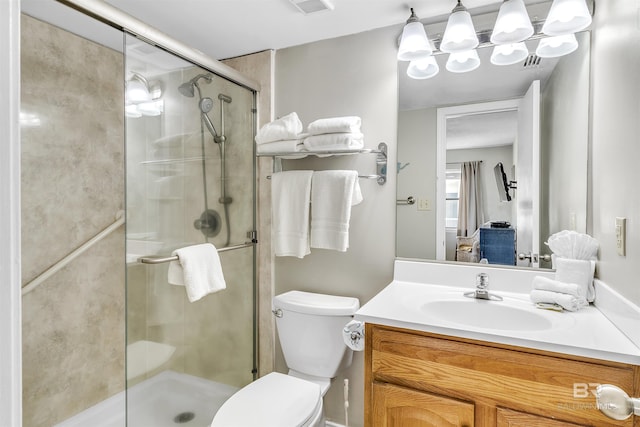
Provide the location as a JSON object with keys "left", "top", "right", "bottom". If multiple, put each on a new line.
{"left": 55, "top": 0, "right": 260, "bottom": 93}
{"left": 1, "top": 0, "right": 22, "bottom": 424}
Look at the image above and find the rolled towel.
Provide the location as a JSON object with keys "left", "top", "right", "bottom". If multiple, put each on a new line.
{"left": 554, "top": 257, "right": 596, "bottom": 302}
{"left": 531, "top": 275, "right": 583, "bottom": 298}
{"left": 308, "top": 116, "right": 361, "bottom": 135}
{"left": 255, "top": 112, "right": 303, "bottom": 145}
{"left": 303, "top": 132, "right": 364, "bottom": 152}
{"left": 530, "top": 289, "right": 588, "bottom": 312}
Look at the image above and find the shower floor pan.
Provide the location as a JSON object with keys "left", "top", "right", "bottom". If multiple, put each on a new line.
{"left": 55, "top": 370, "right": 238, "bottom": 427}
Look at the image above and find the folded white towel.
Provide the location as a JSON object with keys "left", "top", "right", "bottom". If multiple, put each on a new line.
{"left": 530, "top": 289, "right": 588, "bottom": 312}
{"left": 531, "top": 275, "right": 583, "bottom": 298}
{"left": 303, "top": 132, "right": 364, "bottom": 152}
{"left": 308, "top": 116, "right": 361, "bottom": 135}
{"left": 256, "top": 139, "right": 305, "bottom": 153}
{"left": 272, "top": 171, "right": 313, "bottom": 258}
{"left": 310, "top": 170, "right": 363, "bottom": 252}
{"left": 255, "top": 112, "right": 303, "bottom": 145}
{"left": 168, "top": 243, "right": 226, "bottom": 302}
{"left": 554, "top": 257, "right": 596, "bottom": 302}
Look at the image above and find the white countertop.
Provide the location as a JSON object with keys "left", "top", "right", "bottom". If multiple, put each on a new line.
{"left": 355, "top": 261, "right": 640, "bottom": 365}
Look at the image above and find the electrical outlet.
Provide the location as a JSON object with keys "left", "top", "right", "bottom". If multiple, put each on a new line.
{"left": 616, "top": 217, "right": 626, "bottom": 256}
{"left": 417, "top": 198, "right": 431, "bottom": 211}
{"left": 569, "top": 212, "right": 576, "bottom": 230}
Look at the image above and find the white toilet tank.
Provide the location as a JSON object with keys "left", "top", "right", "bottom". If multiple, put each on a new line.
{"left": 273, "top": 291, "right": 360, "bottom": 379}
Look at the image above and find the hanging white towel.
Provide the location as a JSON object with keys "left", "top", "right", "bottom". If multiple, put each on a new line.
{"left": 272, "top": 170, "right": 313, "bottom": 258}
{"left": 303, "top": 132, "right": 364, "bottom": 152}
{"left": 167, "top": 243, "right": 226, "bottom": 302}
{"left": 255, "top": 112, "right": 303, "bottom": 145}
{"left": 308, "top": 116, "right": 361, "bottom": 135}
{"left": 310, "top": 170, "right": 363, "bottom": 252}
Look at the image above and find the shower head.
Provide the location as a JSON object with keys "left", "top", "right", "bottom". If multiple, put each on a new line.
{"left": 178, "top": 73, "right": 213, "bottom": 97}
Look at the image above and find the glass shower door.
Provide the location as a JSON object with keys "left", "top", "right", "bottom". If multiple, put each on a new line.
{"left": 124, "top": 33, "right": 256, "bottom": 427}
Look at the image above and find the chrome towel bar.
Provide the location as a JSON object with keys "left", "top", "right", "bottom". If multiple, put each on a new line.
{"left": 138, "top": 241, "right": 256, "bottom": 264}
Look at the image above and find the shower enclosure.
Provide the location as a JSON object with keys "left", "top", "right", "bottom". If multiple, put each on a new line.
{"left": 124, "top": 34, "right": 257, "bottom": 425}
{"left": 19, "top": 3, "right": 259, "bottom": 425}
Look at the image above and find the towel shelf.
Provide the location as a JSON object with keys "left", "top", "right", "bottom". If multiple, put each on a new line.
{"left": 138, "top": 241, "right": 256, "bottom": 264}
{"left": 259, "top": 142, "right": 388, "bottom": 185}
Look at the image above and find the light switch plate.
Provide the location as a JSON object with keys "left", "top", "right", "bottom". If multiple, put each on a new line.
{"left": 417, "top": 198, "right": 431, "bottom": 211}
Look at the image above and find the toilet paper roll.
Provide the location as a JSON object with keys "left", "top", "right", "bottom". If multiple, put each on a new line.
{"left": 342, "top": 320, "right": 365, "bottom": 351}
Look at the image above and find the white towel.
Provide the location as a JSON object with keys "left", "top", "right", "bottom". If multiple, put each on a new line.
{"left": 310, "top": 170, "right": 363, "bottom": 252}
{"left": 554, "top": 257, "right": 596, "bottom": 302}
{"left": 308, "top": 116, "right": 361, "bottom": 135}
{"left": 272, "top": 170, "right": 313, "bottom": 258}
{"left": 531, "top": 275, "right": 583, "bottom": 298}
{"left": 530, "top": 289, "right": 588, "bottom": 312}
{"left": 256, "top": 137, "right": 308, "bottom": 158}
{"left": 167, "top": 243, "right": 226, "bottom": 302}
{"left": 303, "top": 132, "right": 364, "bottom": 152}
{"left": 255, "top": 112, "right": 303, "bottom": 145}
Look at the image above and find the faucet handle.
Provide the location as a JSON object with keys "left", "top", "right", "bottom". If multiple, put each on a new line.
{"left": 476, "top": 273, "right": 489, "bottom": 289}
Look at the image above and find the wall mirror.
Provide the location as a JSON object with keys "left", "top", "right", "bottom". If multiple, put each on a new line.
{"left": 396, "top": 28, "right": 591, "bottom": 270}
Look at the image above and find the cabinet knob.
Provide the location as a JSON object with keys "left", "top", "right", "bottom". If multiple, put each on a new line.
{"left": 596, "top": 384, "right": 640, "bottom": 420}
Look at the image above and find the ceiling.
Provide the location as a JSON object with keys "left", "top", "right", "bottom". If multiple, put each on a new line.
{"left": 20, "top": 0, "right": 574, "bottom": 150}
{"left": 21, "top": 0, "right": 551, "bottom": 61}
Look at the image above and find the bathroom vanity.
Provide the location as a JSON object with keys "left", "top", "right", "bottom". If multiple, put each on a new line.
{"left": 356, "top": 260, "right": 640, "bottom": 427}
{"left": 365, "top": 324, "right": 638, "bottom": 426}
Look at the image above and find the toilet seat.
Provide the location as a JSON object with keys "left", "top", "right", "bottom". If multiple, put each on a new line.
{"left": 210, "top": 372, "right": 322, "bottom": 427}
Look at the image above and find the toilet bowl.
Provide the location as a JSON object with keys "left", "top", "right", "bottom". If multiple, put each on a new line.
{"left": 210, "top": 291, "right": 360, "bottom": 427}
{"left": 211, "top": 372, "right": 323, "bottom": 427}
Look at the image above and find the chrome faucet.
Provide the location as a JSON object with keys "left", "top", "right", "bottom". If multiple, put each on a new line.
{"left": 464, "top": 273, "right": 503, "bottom": 301}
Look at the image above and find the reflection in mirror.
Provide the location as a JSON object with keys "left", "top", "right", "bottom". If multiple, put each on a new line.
{"left": 396, "top": 31, "right": 590, "bottom": 270}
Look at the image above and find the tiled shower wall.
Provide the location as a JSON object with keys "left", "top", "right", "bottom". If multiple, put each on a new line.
{"left": 20, "top": 13, "right": 125, "bottom": 427}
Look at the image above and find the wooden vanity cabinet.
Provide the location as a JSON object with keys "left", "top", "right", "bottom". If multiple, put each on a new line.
{"left": 365, "top": 324, "right": 640, "bottom": 427}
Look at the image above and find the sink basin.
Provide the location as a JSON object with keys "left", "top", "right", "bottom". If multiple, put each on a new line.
{"left": 420, "top": 299, "right": 573, "bottom": 332}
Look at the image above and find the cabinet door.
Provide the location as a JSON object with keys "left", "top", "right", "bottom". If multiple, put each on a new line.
{"left": 372, "top": 382, "right": 474, "bottom": 427}
{"left": 497, "top": 408, "right": 587, "bottom": 427}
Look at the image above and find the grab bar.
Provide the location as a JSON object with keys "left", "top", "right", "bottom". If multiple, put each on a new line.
{"left": 397, "top": 196, "right": 415, "bottom": 205}
{"left": 138, "top": 241, "right": 256, "bottom": 264}
{"left": 22, "top": 212, "right": 125, "bottom": 296}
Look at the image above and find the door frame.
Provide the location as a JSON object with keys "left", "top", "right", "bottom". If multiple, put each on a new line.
{"left": 435, "top": 98, "right": 520, "bottom": 260}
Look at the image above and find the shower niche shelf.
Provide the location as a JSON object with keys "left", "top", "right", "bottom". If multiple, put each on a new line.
{"left": 257, "top": 142, "right": 388, "bottom": 185}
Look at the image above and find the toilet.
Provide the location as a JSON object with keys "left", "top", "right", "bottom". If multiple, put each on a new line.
{"left": 211, "top": 290, "right": 360, "bottom": 427}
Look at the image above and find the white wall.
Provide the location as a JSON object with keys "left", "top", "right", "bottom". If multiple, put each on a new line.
{"left": 540, "top": 31, "right": 590, "bottom": 243}
{"left": 397, "top": 108, "right": 437, "bottom": 259}
{"left": 274, "top": 25, "right": 399, "bottom": 426}
{"left": 591, "top": 0, "right": 640, "bottom": 305}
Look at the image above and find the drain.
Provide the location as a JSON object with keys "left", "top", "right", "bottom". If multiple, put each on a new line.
{"left": 173, "top": 412, "right": 195, "bottom": 424}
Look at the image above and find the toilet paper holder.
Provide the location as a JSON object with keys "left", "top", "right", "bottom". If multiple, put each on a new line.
{"left": 343, "top": 320, "right": 365, "bottom": 351}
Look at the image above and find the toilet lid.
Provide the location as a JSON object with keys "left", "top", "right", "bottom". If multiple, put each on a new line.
{"left": 211, "top": 372, "right": 322, "bottom": 427}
